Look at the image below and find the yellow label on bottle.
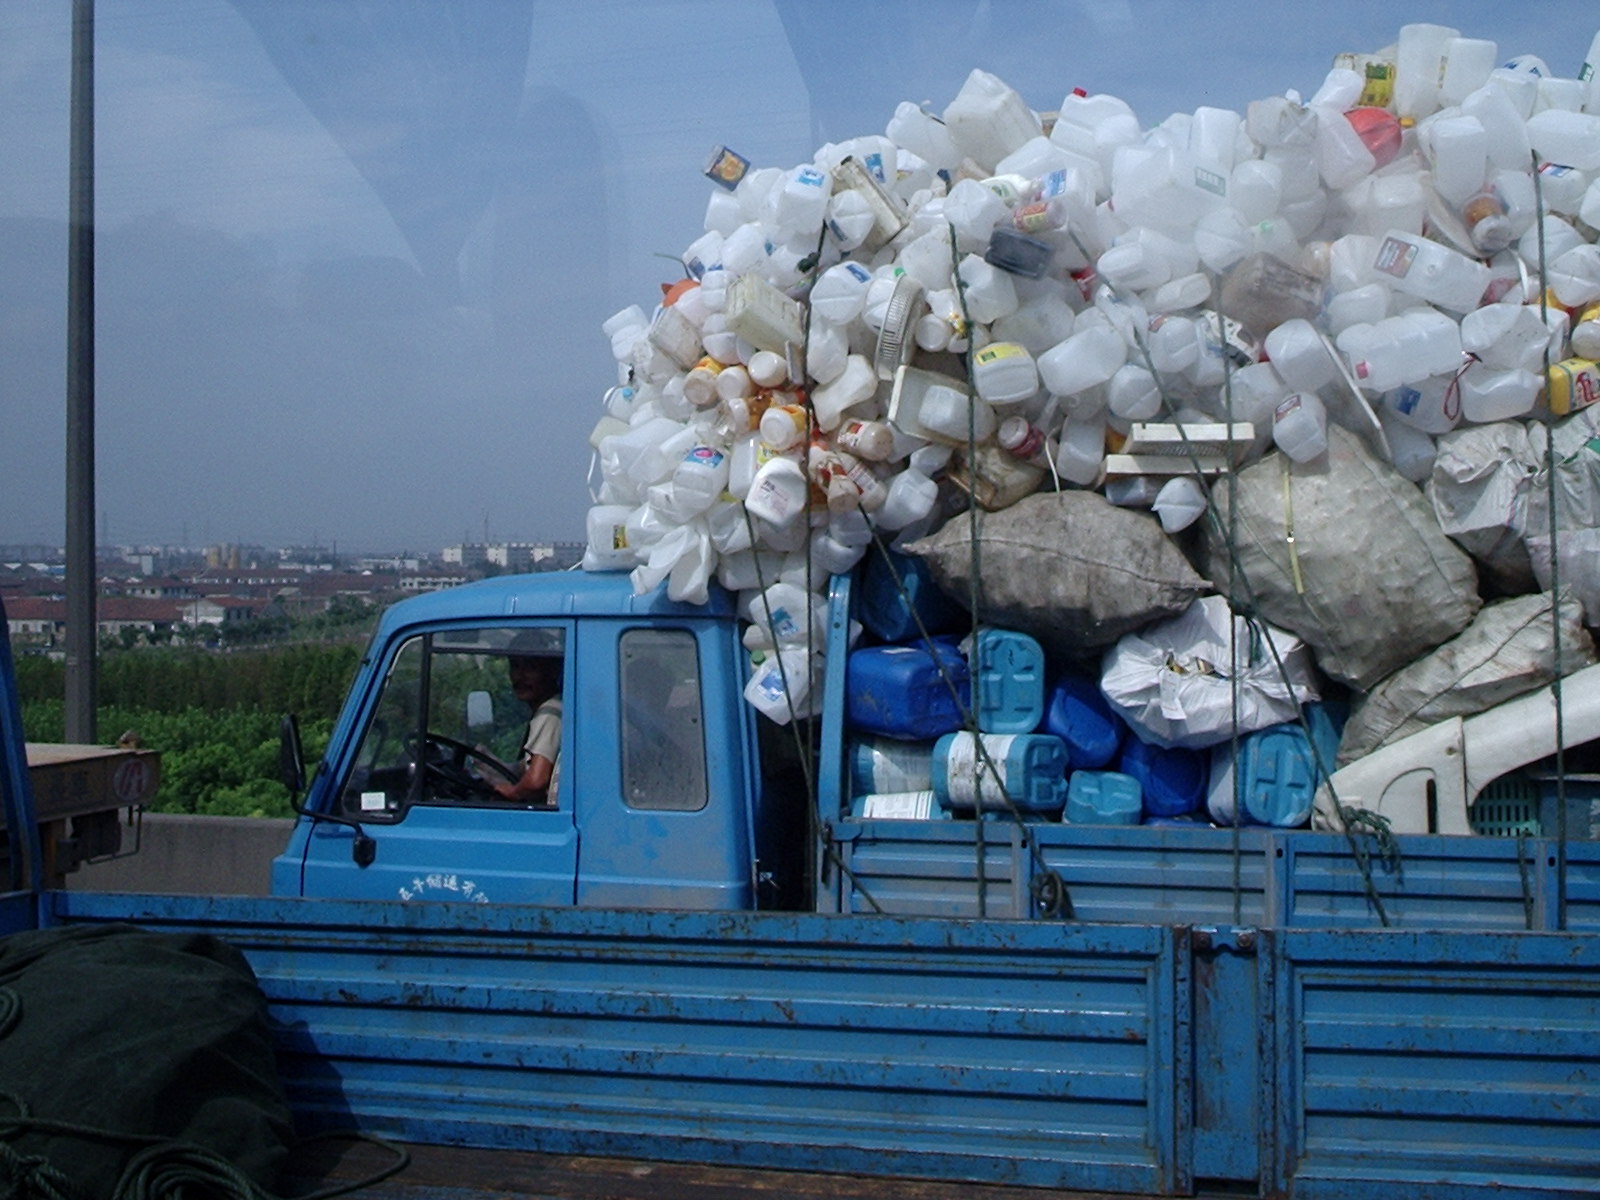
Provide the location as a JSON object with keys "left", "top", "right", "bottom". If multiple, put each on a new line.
{"left": 1546, "top": 357, "right": 1600, "bottom": 416}
{"left": 975, "top": 342, "right": 1026, "bottom": 366}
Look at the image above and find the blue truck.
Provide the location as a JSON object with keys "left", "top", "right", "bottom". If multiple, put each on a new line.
{"left": 2, "top": 576, "right": 1598, "bottom": 1198}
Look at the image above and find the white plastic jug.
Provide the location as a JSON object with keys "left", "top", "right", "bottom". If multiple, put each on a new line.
{"left": 1372, "top": 230, "right": 1492, "bottom": 313}
{"left": 1039, "top": 324, "right": 1127, "bottom": 396}
{"left": 1439, "top": 37, "right": 1499, "bottom": 106}
{"left": 1384, "top": 376, "right": 1462, "bottom": 435}
{"left": 972, "top": 342, "right": 1041, "bottom": 406}
{"left": 1458, "top": 365, "right": 1540, "bottom": 422}
{"left": 1107, "top": 363, "right": 1163, "bottom": 421}
{"left": 941, "top": 68, "right": 1041, "bottom": 171}
{"left": 809, "top": 261, "right": 873, "bottom": 325}
{"left": 1272, "top": 392, "right": 1328, "bottom": 462}
{"left": 1054, "top": 414, "right": 1107, "bottom": 486}
{"left": 874, "top": 468, "right": 938, "bottom": 531}
{"left": 583, "top": 505, "right": 637, "bottom": 570}
{"left": 1526, "top": 109, "right": 1600, "bottom": 170}
{"left": 956, "top": 254, "right": 1019, "bottom": 324}
{"left": 1394, "top": 23, "right": 1458, "bottom": 120}
{"left": 1426, "top": 115, "right": 1490, "bottom": 206}
{"left": 672, "top": 444, "right": 731, "bottom": 515}
{"left": 744, "top": 647, "right": 821, "bottom": 725}
{"left": 743, "top": 455, "right": 809, "bottom": 527}
{"left": 1264, "top": 318, "right": 1338, "bottom": 392}
{"left": 1153, "top": 476, "right": 1208, "bottom": 533}
{"left": 811, "top": 354, "right": 878, "bottom": 432}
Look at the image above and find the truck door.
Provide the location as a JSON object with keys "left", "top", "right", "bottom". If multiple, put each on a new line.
{"left": 295, "top": 622, "right": 578, "bottom": 904}
{"left": 571, "top": 622, "right": 753, "bottom": 909}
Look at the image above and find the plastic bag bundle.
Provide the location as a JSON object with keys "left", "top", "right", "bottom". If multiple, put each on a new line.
{"left": 1100, "top": 596, "right": 1319, "bottom": 750}
{"left": 1524, "top": 408, "right": 1600, "bottom": 622}
{"left": 1426, "top": 421, "right": 1539, "bottom": 594}
{"left": 1201, "top": 426, "right": 1481, "bottom": 691}
{"left": 1337, "top": 590, "right": 1596, "bottom": 763}
{"left": 904, "top": 491, "right": 1208, "bottom": 662}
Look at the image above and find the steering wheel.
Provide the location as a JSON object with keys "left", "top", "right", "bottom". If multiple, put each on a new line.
{"left": 405, "top": 731, "right": 519, "bottom": 800}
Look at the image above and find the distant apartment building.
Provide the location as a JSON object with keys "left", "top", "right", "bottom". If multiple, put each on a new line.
{"left": 4, "top": 596, "right": 182, "bottom": 644}
{"left": 181, "top": 596, "right": 260, "bottom": 627}
{"left": 442, "top": 543, "right": 490, "bottom": 569}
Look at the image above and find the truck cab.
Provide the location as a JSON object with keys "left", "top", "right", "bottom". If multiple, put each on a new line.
{"left": 272, "top": 571, "right": 805, "bottom": 909}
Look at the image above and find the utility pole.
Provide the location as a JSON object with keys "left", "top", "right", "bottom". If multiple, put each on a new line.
{"left": 65, "top": 0, "right": 96, "bottom": 743}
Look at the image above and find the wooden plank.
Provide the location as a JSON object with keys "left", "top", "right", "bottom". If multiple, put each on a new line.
{"left": 22, "top": 743, "right": 160, "bottom": 822}
{"left": 285, "top": 1138, "right": 1141, "bottom": 1200}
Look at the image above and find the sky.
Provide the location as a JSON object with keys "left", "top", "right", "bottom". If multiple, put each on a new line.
{"left": 2, "top": 1, "right": 1598, "bottom": 555}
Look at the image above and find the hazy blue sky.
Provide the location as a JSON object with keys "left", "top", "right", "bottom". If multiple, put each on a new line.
{"left": 3, "top": 1, "right": 1598, "bottom": 554}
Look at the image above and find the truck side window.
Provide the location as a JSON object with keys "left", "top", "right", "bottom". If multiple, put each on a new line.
{"left": 619, "top": 628, "right": 707, "bottom": 812}
{"left": 338, "top": 626, "right": 565, "bottom": 818}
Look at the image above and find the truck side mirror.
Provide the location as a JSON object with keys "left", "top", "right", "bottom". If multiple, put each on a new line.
{"left": 279, "top": 714, "right": 307, "bottom": 798}
{"left": 466, "top": 690, "right": 494, "bottom": 731}
{"left": 280, "top": 712, "right": 377, "bottom": 869}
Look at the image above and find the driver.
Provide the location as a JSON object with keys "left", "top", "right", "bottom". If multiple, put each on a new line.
{"left": 486, "top": 652, "right": 562, "bottom": 805}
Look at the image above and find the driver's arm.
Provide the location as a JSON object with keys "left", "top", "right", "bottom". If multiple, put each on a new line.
{"left": 494, "top": 753, "right": 554, "bottom": 803}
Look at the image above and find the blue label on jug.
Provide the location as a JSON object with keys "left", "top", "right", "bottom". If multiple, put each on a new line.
{"left": 796, "top": 167, "right": 827, "bottom": 190}
{"left": 768, "top": 606, "right": 800, "bottom": 639}
{"left": 1394, "top": 385, "right": 1422, "bottom": 415}
{"left": 862, "top": 152, "right": 886, "bottom": 182}
{"left": 845, "top": 262, "right": 871, "bottom": 284}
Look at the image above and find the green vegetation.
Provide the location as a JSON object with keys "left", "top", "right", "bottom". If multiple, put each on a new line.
{"left": 17, "top": 644, "right": 362, "bottom": 819}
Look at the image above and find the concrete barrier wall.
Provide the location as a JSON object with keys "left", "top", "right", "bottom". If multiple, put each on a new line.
{"left": 66, "top": 812, "right": 294, "bottom": 896}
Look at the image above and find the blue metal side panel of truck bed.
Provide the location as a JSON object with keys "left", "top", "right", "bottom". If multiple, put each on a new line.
{"left": 832, "top": 821, "right": 1600, "bottom": 933}
{"left": 44, "top": 891, "right": 1186, "bottom": 1195}
{"left": 1272, "top": 928, "right": 1600, "bottom": 1198}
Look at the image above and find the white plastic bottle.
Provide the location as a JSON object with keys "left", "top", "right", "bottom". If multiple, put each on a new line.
{"left": 918, "top": 383, "right": 998, "bottom": 445}
{"left": 1526, "top": 109, "right": 1600, "bottom": 170}
{"left": 759, "top": 403, "right": 809, "bottom": 451}
{"left": 833, "top": 417, "right": 895, "bottom": 462}
{"left": 956, "top": 255, "right": 1020, "bottom": 324}
{"left": 1146, "top": 315, "right": 1199, "bottom": 375}
{"left": 583, "top": 505, "right": 638, "bottom": 570}
{"left": 1439, "top": 37, "right": 1498, "bottom": 106}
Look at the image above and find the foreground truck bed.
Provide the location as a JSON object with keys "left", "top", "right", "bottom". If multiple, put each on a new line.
{"left": 39, "top": 888, "right": 1600, "bottom": 1199}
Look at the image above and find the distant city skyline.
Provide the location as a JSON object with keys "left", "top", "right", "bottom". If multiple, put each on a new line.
{"left": 4, "top": 3, "right": 1598, "bottom": 552}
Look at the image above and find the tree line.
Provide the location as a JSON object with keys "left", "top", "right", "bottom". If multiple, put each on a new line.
{"left": 17, "top": 644, "right": 362, "bottom": 818}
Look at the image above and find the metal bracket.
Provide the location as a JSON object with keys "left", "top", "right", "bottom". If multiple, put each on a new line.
{"left": 1193, "top": 925, "right": 1259, "bottom": 955}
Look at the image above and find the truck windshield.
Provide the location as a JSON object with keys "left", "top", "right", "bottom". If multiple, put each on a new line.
{"left": 338, "top": 626, "right": 566, "bottom": 820}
